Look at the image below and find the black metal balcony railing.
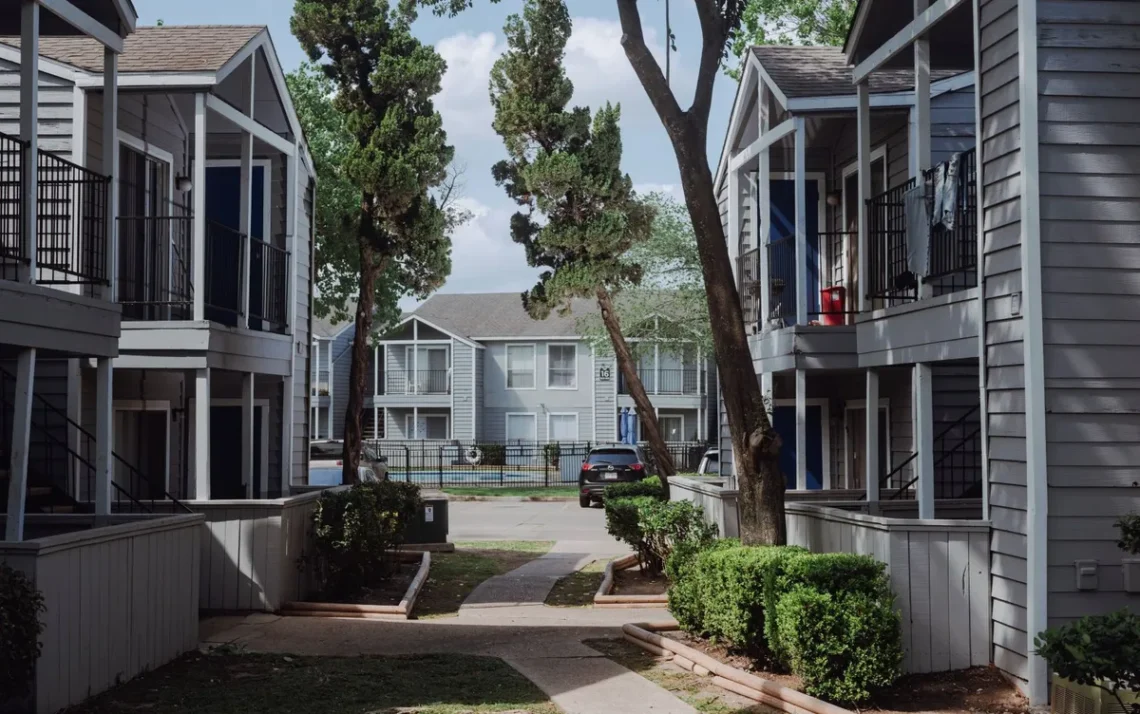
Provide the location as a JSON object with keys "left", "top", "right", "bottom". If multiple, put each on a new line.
{"left": 812, "top": 231, "right": 859, "bottom": 321}
{"left": 737, "top": 246, "right": 761, "bottom": 329}
{"left": 867, "top": 148, "right": 977, "bottom": 307}
{"left": 204, "top": 220, "right": 246, "bottom": 325}
{"left": 249, "top": 235, "right": 290, "bottom": 333}
{"left": 767, "top": 233, "right": 821, "bottom": 324}
{"left": 0, "top": 131, "right": 110, "bottom": 286}
{"left": 386, "top": 370, "right": 451, "bottom": 395}
{"left": 117, "top": 203, "right": 193, "bottom": 321}
{"left": 619, "top": 368, "right": 700, "bottom": 396}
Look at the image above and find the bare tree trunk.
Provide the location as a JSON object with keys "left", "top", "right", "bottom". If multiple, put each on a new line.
{"left": 342, "top": 219, "right": 385, "bottom": 486}
{"left": 596, "top": 288, "right": 677, "bottom": 493}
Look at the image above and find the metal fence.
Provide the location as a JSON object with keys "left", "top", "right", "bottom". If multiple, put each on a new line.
{"left": 362, "top": 440, "right": 710, "bottom": 488}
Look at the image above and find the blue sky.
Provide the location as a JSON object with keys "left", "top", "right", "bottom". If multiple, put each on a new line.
{"left": 142, "top": 1, "right": 739, "bottom": 300}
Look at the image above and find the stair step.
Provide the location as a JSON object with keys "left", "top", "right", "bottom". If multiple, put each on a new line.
{"left": 28, "top": 486, "right": 53, "bottom": 496}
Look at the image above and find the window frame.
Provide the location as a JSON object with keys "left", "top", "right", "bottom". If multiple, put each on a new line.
{"left": 547, "top": 412, "right": 580, "bottom": 442}
{"left": 505, "top": 343, "right": 537, "bottom": 391}
{"left": 505, "top": 412, "right": 538, "bottom": 443}
{"left": 658, "top": 413, "right": 685, "bottom": 442}
{"left": 546, "top": 342, "right": 578, "bottom": 390}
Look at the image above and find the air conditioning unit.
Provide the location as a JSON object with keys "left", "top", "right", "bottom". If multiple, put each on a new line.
{"left": 1052, "top": 676, "right": 1139, "bottom": 714}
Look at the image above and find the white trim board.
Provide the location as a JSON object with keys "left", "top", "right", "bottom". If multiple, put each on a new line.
{"left": 387, "top": 314, "right": 481, "bottom": 348}
{"left": 110, "top": 400, "right": 173, "bottom": 496}
{"left": 505, "top": 411, "right": 538, "bottom": 442}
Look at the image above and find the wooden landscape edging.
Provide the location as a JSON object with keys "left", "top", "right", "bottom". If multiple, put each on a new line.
{"left": 593, "top": 553, "right": 670, "bottom": 608}
{"left": 280, "top": 551, "right": 431, "bottom": 620}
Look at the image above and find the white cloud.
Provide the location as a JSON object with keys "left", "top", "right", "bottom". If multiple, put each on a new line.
{"left": 564, "top": 17, "right": 668, "bottom": 106}
{"left": 634, "top": 183, "right": 685, "bottom": 203}
{"left": 435, "top": 32, "right": 506, "bottom": 139}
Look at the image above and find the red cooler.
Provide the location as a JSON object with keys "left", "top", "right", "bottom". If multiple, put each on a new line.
{"left": 820, "top": 286, "right": 846, "bottom": 326}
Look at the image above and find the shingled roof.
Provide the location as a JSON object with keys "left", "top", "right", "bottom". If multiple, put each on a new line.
{"left": 750, "top": 46, "right": 963, "bottom": 98}
{"left": 408, "top": 293, "right": 598, "bottom": 340}
{"left": 0, "top": 25, "right": 263, "bottom": 74}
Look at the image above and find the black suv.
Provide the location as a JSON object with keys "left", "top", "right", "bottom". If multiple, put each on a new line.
{"left": 578, "top": 445, "right": 650, "bottom": 508}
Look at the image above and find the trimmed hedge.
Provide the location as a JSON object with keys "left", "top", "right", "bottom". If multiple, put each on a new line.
{"left": 0, "top": 563, "right": 45, "bottom": 701}
{"left": 603, "top": 476, "right": 666, "bottom": 501}
{"left": 603, "top": 486, "right": 714, "bottom": 576}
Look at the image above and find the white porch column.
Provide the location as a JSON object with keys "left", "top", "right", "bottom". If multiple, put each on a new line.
{"left": 758, "top": 82, "right": 772, "bottom": 326}
{"left": 761, "top": 371, "right": 774, "bottom": 421}
{"left": 102, "top": 47, "right": 118, "bottom": 298}
{"left": 728, "top": 161, "right": 741, "bottom": 286}
{"left": 795, "top": 368, "right": 807, "bottom": 490}
{"left": 93, "top": 358, "right": 113, "bottom": 514}
{"left": 856, "top": 82, "right": 872, "bottom": 312}
{"left": 653, "top": 343, "right": 660, "bottom": 395}
{"left": 413, "top": 406, "right": 419, "bottom": 440}
{"left": 192, "top": 93, "right": 207, "bottom": 321}
{"left": 194, "top": 368, "right": 211, "bottom": 499}
{"left": 18, "top": 0, "right": 38, "bottom": 283}
{"left": 913, "top": 31, "right": 933, "bottom": 298}
{"left": 5, "top": 349, "right": 36, "bottom": 541}
{"left": 914, "top": 362, "right": 935, "bottom": 518}
{"left": 373, "top": 345, "right": 380, "bottom": 397}
{"left": 793, "top": 117, "right": 807, "bottom": 326}
{"left": 412, "top": 321, "right": 419, "bottom": 394}
{"left": 865, "top": 369, "right": 880, "bottom": 501}
{"left": 242, "top": 372, "right": 254, "bottom": 498}
{"left": 372, "top": 406, "right": 379, "bottom": 440}
{"left": 239, "top": 58, "right": 255, "bottom": 327}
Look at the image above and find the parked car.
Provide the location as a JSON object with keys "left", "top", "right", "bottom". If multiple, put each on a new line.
{"left": 697, "top": 448, "right": 718, "bottom": 475}
{"left": 309, "top": 440, "right": 388, "bottom": 483}
{"left": 578, "top": 444, "right": 651, "bottom": 508}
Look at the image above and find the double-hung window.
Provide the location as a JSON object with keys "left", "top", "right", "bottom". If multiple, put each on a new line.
{"left": 506, "top": 344, "right": 536, "bottom": 389}
{"left": 547, "top": 344, "right": 577, "bottom": 389}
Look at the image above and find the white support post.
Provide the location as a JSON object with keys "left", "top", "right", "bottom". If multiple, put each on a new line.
{"left": 238, "top": 130, "right": 253, "bottom": 326}
{"left": 327, "top": 343, "right": 334, "bottom": 436}
{"left": 192, "top": 94, "right": 207, "bottom": 321}
{"left": 795, "top": 368, "right": 807, "bottom": 490}
{"left": 914, "top": 32, "right": 933, "bottom": 298}
{"left": 758, "top": 80, "right": 771, "bottom": 326}
{"left": 383, "top": 407, "right": 388, "bottom": 440}
{"left": 865, "top": 369, "right": 880, "bottom": 502}
{"left": 413, "top": 406, "right": 419, "bottom": 440}
{"left": 856, "top": 82, "right": 872, "bottom": 312}
{"left": 19, "top": 1, "right": 38, "bottom": 283}
{"left": 94, "top": 358, "right": 113, "bottom": 514}
{"left": 102, "top": 48, "right": 118, "bottom": 299}
{"left": 194, "top": 368, "right": 211, "bottom": 500}
{"left": 413, "top": 321, "right": 419, "bottom": 395}
{"left": 5, "top": 349, "right": 36, "bottom": 541}
{"left": 372, "top": 407, "right": 379, "bottom": 440}
{"left": 915, "top": 362, "right": 935, "bottom": 518}
{"left": 761, "top": 371, "right": 774, "bottom": 421}
{"left": 242, "top": 372, "right": 254, "bottom": 498}
{"left": 793, "top": 117, "right": 807, "bottom": 326}
{"left": 373, "top": 345, "right": 379, "bottom": 397}
{"left": 654, "top": 343, "right": 660, "bottom": 395}
{"left": 728, "top": 162, "right": 741, "bottom": 285}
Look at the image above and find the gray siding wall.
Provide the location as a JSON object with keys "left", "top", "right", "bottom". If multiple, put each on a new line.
{"left": 594, "top": 354, "right": 617, "bottom": 442}
{"left": 474, "top": 349, "right": 485, "bottom": 440}
{"left": 0, "top": 58, "right": 74, "bottom": 156}
{"left": 1, "top": 358, "right": 71, "bottom": 493}
{"left": 329, "top": 327, "right": 354, "bottom": 438}
{"left": 293, "top": 166, "right": 315, "bottom": 485}
{"left": 452, "top": 341, "right": 475, "bottom": 440}
{"left": 1035, "top": 0, "right": 1140, "bottom": 627}
{"left": 978, "top": 0, "right": 1028, "bottom": 685}
{"left": 932, "top": 87, "right": 978, "bottom": 165}
{"left": 481, "top": 339, "right": 594, "bottom": 442}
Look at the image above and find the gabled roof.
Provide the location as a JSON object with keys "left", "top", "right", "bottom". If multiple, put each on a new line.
{"left": 406, "top": 293, "right": 598, "bottom": 341}
{"left": 0, "top": 25, "right": 263, "bottom": 73}
{"left": 312, "top": 314, "right": 354, "bottom": 340}
{"left": 751, "top": 46, "right": 961, "bottom": 98}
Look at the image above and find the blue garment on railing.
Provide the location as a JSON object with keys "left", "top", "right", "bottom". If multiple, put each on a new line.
{"left": 905, "top": 184, "right": 930, "bottom": 277}
{"left": 930, "top": 153, "right": 961, "bottom": 231}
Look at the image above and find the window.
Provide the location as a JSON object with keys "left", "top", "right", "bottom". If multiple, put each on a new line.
{"left": 659, "top": 414, "right": 684, "bottom": 442}
{"left": 547, "top": 344, "right": 577, "bottom": 389}
{"left": 587, "top": 448, "right": 641, "bottom": 466}
{"left": 506, "top": 344, "right": 536, "bottom": 389}
{"left": 548, "top": 413, "right": 579, "bottom": 442}
{"left": 505, "top": 413, "right": 537, "bottom": 443}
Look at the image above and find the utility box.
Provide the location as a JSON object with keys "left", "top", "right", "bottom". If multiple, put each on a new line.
{"left": 404, "top": 490, "right": 449, "bottom": 546}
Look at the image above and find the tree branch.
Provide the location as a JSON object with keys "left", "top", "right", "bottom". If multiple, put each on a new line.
{"left": 690, "top": 0, "right": 728, "bottom": 128}
{"left": 615, "top": 0, "right": 684, "bottom": 130}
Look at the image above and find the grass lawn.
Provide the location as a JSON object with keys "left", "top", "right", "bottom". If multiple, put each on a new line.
{"left": 584, "top": 638, "right": 769, "bottom": 714}
{"left": 442, "top": 486, "right": 579, "bottom": 499}
{"left": 545, "top": 559, "right": 606, "bottom": 607}
{"left": 414, "top": 540, "right": 554, "bottom": 618}
{"left": 66, "top": 652, "right": 559, "bottom": 714}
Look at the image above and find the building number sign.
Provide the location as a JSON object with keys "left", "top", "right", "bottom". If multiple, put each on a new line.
{"left": 598, "top": 365, "right": 613, "bottom": 382}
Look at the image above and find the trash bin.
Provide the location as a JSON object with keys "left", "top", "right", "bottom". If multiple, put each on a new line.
{"left": 404, "top": 490, "right": 449, "bottom": 545}
{"left": 820, "top": 286, "right": 846, "bottom": 326}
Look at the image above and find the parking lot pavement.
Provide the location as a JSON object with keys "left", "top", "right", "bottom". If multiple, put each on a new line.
{"left": 448, "top": 500, "right": 625, "bottom": 554}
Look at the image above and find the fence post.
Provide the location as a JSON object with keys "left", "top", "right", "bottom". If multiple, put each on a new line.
{"left": 403, "top": 445, "right": 410, "bottom": 483}
{"left": 500, "top": 446, "right": 505, "bottom": 486}
{"left": 544, "top": 446, "right": 550, "bottom": 488}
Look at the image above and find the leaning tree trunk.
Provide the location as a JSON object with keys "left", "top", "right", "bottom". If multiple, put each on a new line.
{"left": 596, "top": 287, "right": 677, "bottom": 493}
{"left": 342, "top": 219, "right": 384, "bottom": 486}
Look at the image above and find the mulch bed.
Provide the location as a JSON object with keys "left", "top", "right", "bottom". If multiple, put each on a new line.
{"left": 311, "top": 563, "right": 417, "bottom": 607}
{"left": 612, "top": 567, "right": 669, "bottom": 596}
{"left": 664, "top": 631, "right": 1030, "bottom": 714}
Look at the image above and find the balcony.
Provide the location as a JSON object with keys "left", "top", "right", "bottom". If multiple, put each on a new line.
{"left": 618, "top": 368, "right": 701, "bottom": 396}
{"left": 867, "top": 148, "right": 977, "bottom": 308}
{"left": 385, "top": 370, "right": 451, "bottom": 396}
{"left": 0, "top": 131, "right": 110, "bottom": 287}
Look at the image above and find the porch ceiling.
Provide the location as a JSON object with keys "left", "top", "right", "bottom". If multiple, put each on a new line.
{"left": 0, "top": 0, "right": 132, "bottom": 38}
{"left": 847, "top": 0, "right": 975, "bottom": 71}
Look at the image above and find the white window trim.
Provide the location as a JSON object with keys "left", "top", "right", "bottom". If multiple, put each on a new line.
{"left": 658, "top": 413, "right": 685, "bottom": 443}
{"left": 111, "top": 400, "right": 172, "bottom": 496}
{"left": 187, "top": 397, "right": 271, "bottom": 497}
{"left": 843, "top": 398, "right": 892, "bottom": 491}
{"left": 505, "top": 343, "right": 537, "bottom": 391}
{"left": 505, "top": 412, "right": 538, "bottom": 443}
{"left": 840, "top": 145, "right": 888, "bottom": 231}
{"left": 546, "top": 342, "right": 578, "bottom": 390}
{"left": 547, "top": 412, "right": 580, "bottom": 442}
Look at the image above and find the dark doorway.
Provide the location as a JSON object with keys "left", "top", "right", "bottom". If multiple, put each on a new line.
{"left": 209, "top": 406, "right": 262, "bottom": 499}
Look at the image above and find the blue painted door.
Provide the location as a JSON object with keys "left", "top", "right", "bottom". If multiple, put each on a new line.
{"left": 205, "top": 166, "right": 266, "bottom": 327}
{"left": 768, "top": 180, "right": 820, "bottom": 324}
{"left": 772, "top": 405, "right": 824, "bottom": 490}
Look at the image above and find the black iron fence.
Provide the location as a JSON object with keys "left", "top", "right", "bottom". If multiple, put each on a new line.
{"left": 618, "top": 369, "right": 701, "bottom": 395}
{"left": 361, "top": 440, "right": 709, "bottom": 488}
{"left": 386, "top": 370, "right": 451, "bottom": 395}
{"left": 812, "top": 231, "right": 858, "bottom": 321}
{"left": 737, "top": 245, "right": 762, "bottom": 330}
{"left": 0, "top": 132, "right": 24, "bottom": 272}
{"left": 117, "top": 203, "right": 194, "bottom": 321}
{"left": 867, "top": 148, "right": 977, "bottom": 307}
{"left": 249, "top": 235, "right": 290, "bottom": 333}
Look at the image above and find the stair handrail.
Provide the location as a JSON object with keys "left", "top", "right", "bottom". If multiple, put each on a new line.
{"left": 858, "top": 405, "right": 981, "bottom": 501}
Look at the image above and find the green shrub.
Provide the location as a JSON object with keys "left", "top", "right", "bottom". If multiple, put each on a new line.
{"left": 308, "top": 481, "right": 423, "bottom": 596}
{"left": 1036, "top": 610, "right": 1140, "bottom": 714}
{"left": 604, "top": 495, "right": 658, "bottom": 566}
{"left": 0, "top": 563, "right": 45, "bottom": 701}
{"left": 692, "top": 545, "right": 806, "bottom": 649}
{"left": 603, "top": 476, "right": 665, "bottom": 501}
{"left": 640, "top": 500, "right": 717, "bottom": 575}
{"left": 774, "top": 586, "right": 903, "bottom": 704}
{"left": 1118, "top": 513, "right": 1140, "bottom": 555}
{"left": 477, "top": 443, "right": 506, "bottom": 466}
{"left": 666, "top": 538, "right": 738, "bottom": 634}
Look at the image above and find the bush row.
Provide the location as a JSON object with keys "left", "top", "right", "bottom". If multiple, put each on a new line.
{"left": 602, "top": 478, "right": 717, "bottom": 576}
{"left": 668, "top": 542, "right": 902, "bottom": 704}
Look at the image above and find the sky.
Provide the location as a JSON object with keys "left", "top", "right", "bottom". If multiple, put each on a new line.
{"left": 141, "top": 1, "right": 740, "bottom": 308}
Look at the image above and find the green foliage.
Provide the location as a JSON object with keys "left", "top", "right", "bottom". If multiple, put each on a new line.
{"left": 1036, "top": 610, "right": 1140, "bottom": 714}
{"left": 476, "top": 443, "right": 506, "bottom": 466}
{"left": 690, "top": 545, "right": 806, "bottom": 648}
{"left": 543, "top": 443, "right": 561, "bottom": 467}
{"left": 727, "top": 0, "right": 858, "bottom": 80}
{"left": 1118, "top": 513, "right": 1140, "bottom": 555}
{"left": 603, "top": 476, "right": 666, "bottom": 502}
{"left": 640, "top": 500, "right": 718, "bottom": 577}
{"left": 488, "top": 0, "right": 654, "bottom": 320}
{"left": 604, "top": 496, "right": 660, "bottom": 568}
{"left": 0, "top": 563, "right": 45, "bottom": 701}
{"left": 666, "top": 538, "right": 740, "bottom": 633}
{"left": 774, "top": 587, "right": 903, "bottom": 704}
{"left": 307, "top": 481, "right": 424, "bottom": 596}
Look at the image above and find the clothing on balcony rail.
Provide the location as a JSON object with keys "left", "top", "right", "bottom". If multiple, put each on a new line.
{"left": 905, "top": 184, "right": 930, "bottom": 277}
{"left": 931, "top": 153, "right": 961, "bottom": 231}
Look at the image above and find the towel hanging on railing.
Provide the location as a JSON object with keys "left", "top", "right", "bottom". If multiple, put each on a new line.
{"left": 930, "top": 152, "right": 962, "bottom": 231}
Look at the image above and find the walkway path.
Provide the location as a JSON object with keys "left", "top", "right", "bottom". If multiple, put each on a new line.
{"left": 203, "top": 538, "right": 695, "bottom": 714}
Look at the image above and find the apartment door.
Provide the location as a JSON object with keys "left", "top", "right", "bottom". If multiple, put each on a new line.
{"left": 204, "top": 164, "right": 266, "bottom": 328}
{"left": 659, "top": 414, "right": 684, "bottom": 442}
{"left": 208, "top": 406, "right": 263, "bottom": 499}
{"left": 772, "top": 405, "right": 824, "bottom": 490}
{"left": 113, "top": 408, "right": 168, "bottom": 499}
{"left": 119, "top": 144, "right": 172, "bottom": 320}
{"left": 846, "top": 406, "right": 889, "bottom": 490}
{"left": 768, "top": 179, "right": 820, "bottom": 325}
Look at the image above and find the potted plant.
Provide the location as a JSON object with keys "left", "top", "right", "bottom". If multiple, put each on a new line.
{"left": 1036, "top": 609, "right": 1140, "bottom": 714}
{"left": 1118, "top": 513, "right": 1140, "bottom": 593}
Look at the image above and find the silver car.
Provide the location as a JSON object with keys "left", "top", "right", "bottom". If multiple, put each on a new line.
{"left": 309, "top": 440, "right": 388, "bottom": 485}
